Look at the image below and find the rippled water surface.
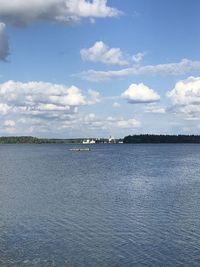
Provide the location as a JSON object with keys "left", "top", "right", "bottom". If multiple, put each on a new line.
{"left": 0, "top": 144, "right": 200, "bottom": 267}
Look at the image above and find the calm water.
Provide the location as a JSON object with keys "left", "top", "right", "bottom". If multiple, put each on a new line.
{"left": 0, "top": 144, "right": 200, "bottom": 267}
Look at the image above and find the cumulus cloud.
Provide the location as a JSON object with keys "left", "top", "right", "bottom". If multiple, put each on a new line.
{"left": 0, "top": 80, "right": 100, "bottom": 128}
{"left": 0, "top": 80, "right": 102, "bottom": 107}
{"left": 0, "top": 80, "right": 141, "bottom": 135}
{"left": 0, "top": 22, "right": 9, "bottom": 61}
{"left": 167, "top": 76, "right": 200, "bottom": 106}
{"left": 0, "top": 80, "right": 104, "bottom": 135}
{"left": 80, "top": 41, "right": 128, "bottom": 66}
{"left": 0, "top": 80, "right": 87, "bottom": 107}
{"left": 0, "top": 0, "right": 120, "bottom": 26}
{"left": 80, "top": 59, "right": 200, "bottom": 81}
{"left": 122, "top": 83, "right": 160, "bottom": 104}
{"left": 167, "top": 76, "right": 200, "bottom": 119}
{"left": 0, "top": 1, "right": 120, "bottom": 61}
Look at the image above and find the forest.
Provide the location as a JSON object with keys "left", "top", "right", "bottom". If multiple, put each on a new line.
{"left": 123, "top": 135, "right": 200, "bottom": 143}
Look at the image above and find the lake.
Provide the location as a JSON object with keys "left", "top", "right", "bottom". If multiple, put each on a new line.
{"left": 0, "top": 144, "right": 200, "bottom": 267}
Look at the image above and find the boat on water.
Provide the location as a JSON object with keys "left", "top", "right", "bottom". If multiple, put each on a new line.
{"left": 69, "top": 148, "right": 90, "bottom": 151}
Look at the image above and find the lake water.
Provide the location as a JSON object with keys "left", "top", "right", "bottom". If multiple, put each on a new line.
{"left": 0, "top": 144, "right": 200, "bottom": 267}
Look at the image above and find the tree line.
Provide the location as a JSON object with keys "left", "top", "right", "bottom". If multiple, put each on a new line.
{"left": 0, "top": 136, "right": 83, "bottom": 144}
{"left": 1, "top": 135, "right": 200, "bottom": 144}
{"left": 123, "top": 134, "right": 200, "bottom": 143}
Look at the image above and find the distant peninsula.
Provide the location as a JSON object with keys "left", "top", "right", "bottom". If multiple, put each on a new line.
{"left": 123, "top": 134, "right": 200, "bottom": 143}
{"left": 0, "top": 136, "right": 84, "bottom": 144}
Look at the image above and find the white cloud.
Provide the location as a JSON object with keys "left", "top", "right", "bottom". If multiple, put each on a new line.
{"left": 80, "top": 59, "right": 200, "bottom": 81}
{"left": 132, "top": 52, "right": 145, "bottom": 64}
{"left": 0, "top": 80, "right": 100, "bottom": 123}
{"left": 0, "top": 0, "right": 120, "bottom": 26}
{"left": 0, "top": 80, "right": 141, "bottom": 135}
{"left": 0, "top": 103, "right": 11, "bottom": 115}
{"left": 145, "top": 105, "right": 166, "bottom": 114}
{"left": 80, "top": 41, "right": 128, "bottom": 66}
{"left": 116, "top": 118, "right": 140, "bottom": 129}
{"left": 50, "top": 112, "right": 140, "bottom": 137}
{"left": 167, "top": 76, "right": 200, "bottom": 120}
{"left": 167, "top": 76, "right": 200, "bottom": 106}
{"left": 0, "top": 80, "right": 103, "bottom": 135}
{"left": 122, "top": 83, "right": 160, "bottom": 104}
{"left": 0, "top": 1, "right": 120, "bottom": 62}
{"left": 0, "top": 80, "right": 87, "bottom": 107}
{"left": 179, "top": 105, "right": 200, "bottom": 115}
{"left": 0, "top": 80, "right": 101, "bottom": 107}
{"left": 0, "top": 23, "right": 9, "bottom": 61}
{"left": 78, "top": 114, "right": 141, "bottom": 130}
{"left": 87, "top": 89, "right": 101, "bottom": 104}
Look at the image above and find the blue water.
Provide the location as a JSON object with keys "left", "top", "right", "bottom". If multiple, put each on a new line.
{"left": 0, "top": 144, "right": 200, "bottom": 267}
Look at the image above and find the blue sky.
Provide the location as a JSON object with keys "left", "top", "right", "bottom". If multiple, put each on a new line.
{"left": 0, "top": 0, "right": 200, "bottom": 138}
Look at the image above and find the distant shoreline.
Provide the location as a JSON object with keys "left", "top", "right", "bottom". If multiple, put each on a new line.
{"left": 123, "top": 134, "right": 200, "bottom": 144}
{"left": 0, "top": 136, "right": 84, "bottom": 144}
{"left": 0, "top": 135, "right": 200, "bottom": 144}
{"left": 0, "top": 136, "right": 122, "bottom": 144}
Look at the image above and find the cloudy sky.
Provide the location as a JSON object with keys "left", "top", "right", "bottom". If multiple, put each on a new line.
{"left": 0, "top": 0, "right": 200, "bottom": 138}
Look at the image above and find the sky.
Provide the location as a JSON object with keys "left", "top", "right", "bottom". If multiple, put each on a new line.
{"left": 0, "top": 0, "right": 200, "bottom": 138}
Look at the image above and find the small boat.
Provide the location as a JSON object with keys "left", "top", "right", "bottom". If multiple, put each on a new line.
{"left": 69, "top": 148, "right": 90, "bottom": 151}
